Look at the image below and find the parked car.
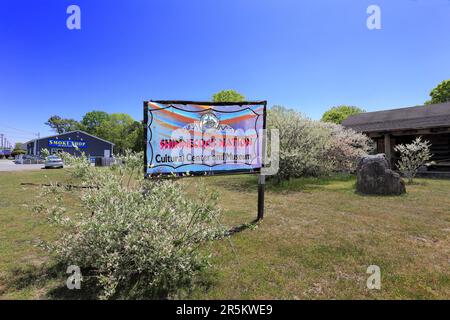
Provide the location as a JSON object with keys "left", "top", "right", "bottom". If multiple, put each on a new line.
{"left": 16, "top": 154, "right": 40, "bottom": 164}
{"left": 44, "top": 155, "right": 64, "bottom": 169}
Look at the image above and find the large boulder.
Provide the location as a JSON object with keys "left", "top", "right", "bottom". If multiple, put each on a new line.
{"left": 356, "top": 154, "right": 406, "bottom": 195}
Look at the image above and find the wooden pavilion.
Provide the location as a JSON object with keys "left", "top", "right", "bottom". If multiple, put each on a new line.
{"left": 342, "top": 102, "right": 450, "bottom": 175}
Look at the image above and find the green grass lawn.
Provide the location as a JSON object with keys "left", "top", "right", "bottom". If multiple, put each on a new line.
{"left": 0, "top": 170, "right": 449, "bottom": 299}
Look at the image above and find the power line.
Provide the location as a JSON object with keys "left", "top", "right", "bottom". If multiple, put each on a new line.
{"left": 0, "top": 130, "right": 39, "bottom": 149}
{"left": 0, "top": 133, "right": 35, "bottom": 140}
{"left": 0, "top": 123, "right": 37, "bottom": 135}
{"left": 0, "top": 129, "right": 36, "bottom": 136}
{"left": 1, "top": 131, "right": 35, "bottom": 137}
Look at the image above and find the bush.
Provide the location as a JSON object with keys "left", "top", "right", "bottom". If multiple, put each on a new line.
{"left": 394, "top": 137, "right": 432, "bottom": 183}
{"left": 267, "top": 106, "right": 372, "bottom": 181}
{"left": 33, "top": 151, "right": 223, "bottom": 299}
{"left": 322, "top": 122, "right": 374, "bottom": 173}
{"left": 268, "top": 106, "right": 332, "bottom": 181}
{"left": 40, "top": 148, "right": 50, "bottom": 158}
{"left": 11, "top": 149, "right": 26, "bottom": 157}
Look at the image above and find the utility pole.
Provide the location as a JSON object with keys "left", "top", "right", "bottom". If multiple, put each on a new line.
{"left": 33, "top": 132, "right": 40, "bottom": 156}
{"left": 0, "top": 133, "right": 3, "bottom": 149}
{"left": 37, "top": 132, "right": 40, "bottom": 155}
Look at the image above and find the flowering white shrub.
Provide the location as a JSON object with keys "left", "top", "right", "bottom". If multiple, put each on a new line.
{"left": 40, "top": 148, "right": 50, "bottom": 158}
{"left": 33, "top": 151, "right": 223, "bottom": 299}
{"left": 267, "top": 106, "right": 331, "bottom": 181}
{"left": 394, "top": 137, "right": 432, "bottom": 183}
{"left": 267, "top": 106, "right": 372, "bottom": 181}
{"left": 322, "top": 122, "right": 374, "bottom": 173}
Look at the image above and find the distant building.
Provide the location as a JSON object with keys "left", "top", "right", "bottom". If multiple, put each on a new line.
{"left": 0, "top": 149, "right": 11, "bottom": 156}
{"left": 25, "top": 130, "right": 114, "bottom": 159}
{"left": 342, "top": 102, "right": 450, "bottom": 173}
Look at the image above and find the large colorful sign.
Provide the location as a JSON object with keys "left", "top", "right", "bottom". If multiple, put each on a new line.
{"left": 48, "top": 139, "right": 87, "bottom": 148}
{"left": 144, "top": 100, "right": 266, "bottom": 176}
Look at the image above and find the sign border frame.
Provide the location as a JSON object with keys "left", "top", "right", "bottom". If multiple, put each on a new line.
{"left": 143, "top": 100, "right": 267, "bottom": 178}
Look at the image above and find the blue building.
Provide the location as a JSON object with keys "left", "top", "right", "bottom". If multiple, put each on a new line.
{"left": 26, "top": 130, "right": 114, "bottom": 159}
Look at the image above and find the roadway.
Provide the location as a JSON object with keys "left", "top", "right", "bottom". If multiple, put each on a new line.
{"left": 0, "top": 159, "right": 44, "bottom": 171}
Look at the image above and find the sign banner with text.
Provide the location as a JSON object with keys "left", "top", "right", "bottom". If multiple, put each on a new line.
{"left": 144, "top": 100, "right": 266, "bottom": 177}
{"left": 48, "top": 139, "right": 87, "bottom": 148}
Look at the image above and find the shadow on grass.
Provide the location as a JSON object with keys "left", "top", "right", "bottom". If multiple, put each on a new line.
{"left": 3, "top": 257, "right": 227, "bottom": 300}
{"left": 211, "top": 173, "right": 355, "bottom": 194}
{"left": 405, "top": 180, "right": 429, "bottom": 186}
{"left": 3, "top": 262, "right": 190, "bottom": 299}
{"left": 207, "top": 174, "right": 259, "bottom": 193}
{"left": 3, "top": 262, "right": 102, "bottom": 299}
{"left": 225, "top": 219, "right": 260, "bottom": 236}
{"left": 354, "top": 190, "right": 409, "bottom": 198}
{"left": 267, "top": 174, "right": 355, "bottom": 193}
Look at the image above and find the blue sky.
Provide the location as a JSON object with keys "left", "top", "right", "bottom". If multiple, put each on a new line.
{"left": 1, "top": 0, "right": 450, "bottom": 144}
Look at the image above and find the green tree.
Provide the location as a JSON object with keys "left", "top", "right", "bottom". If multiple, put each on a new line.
{"left": 11, "top": 142, "right": 26, "bottom": 156}
{"left": 425, "top": 79, "right": 450, "bottom": 105}
{"left": 81, "top": 111, "right": 110, "bottom": 135}
{"left": 45, "top": 116, "right": 81, "bottom": 134}
{"left": 321, "top": 105, "right": 365, "bottom": 124}
{"left": 101, "top": 113, "right": 141, "bottom": 154}
{"left": 45, "top": 111, "right": 144, "bottom": 156}
{"left": 212, "top": 90, "right": 245, "bottom": 102}
{"left": 128, "top": 120, "right": 145, "bottom": 152}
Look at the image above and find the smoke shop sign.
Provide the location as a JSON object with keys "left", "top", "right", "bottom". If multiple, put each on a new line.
{"left": 48, "top": 139, "right": 87, "bottom": 148}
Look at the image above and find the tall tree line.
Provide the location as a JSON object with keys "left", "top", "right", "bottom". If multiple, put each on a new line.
{"left": 45, "top": 111, "right": 144, "bottom": 154}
